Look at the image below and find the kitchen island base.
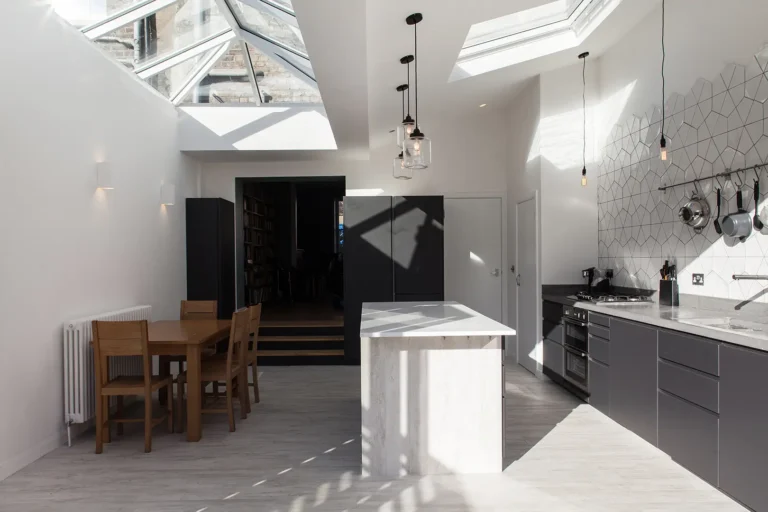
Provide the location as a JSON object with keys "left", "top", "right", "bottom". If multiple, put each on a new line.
{"left": 361, "top": 334, "right": 503, "bottom": 478}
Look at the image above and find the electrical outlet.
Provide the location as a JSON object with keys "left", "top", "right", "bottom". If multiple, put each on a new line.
{"left": 692, "top": 273, "right": 705, "bottom": 286}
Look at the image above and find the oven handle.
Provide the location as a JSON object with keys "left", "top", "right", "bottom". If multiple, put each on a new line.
{"left": 564, "top": 345, "right": 587, "bottom": 358}
{"left": 563, "top": 318, "right": 588, "bottom": 328}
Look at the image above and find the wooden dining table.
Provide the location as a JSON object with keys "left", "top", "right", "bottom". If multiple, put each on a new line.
{"left": 148, "top": 319, "right": 231, "bottom": 442}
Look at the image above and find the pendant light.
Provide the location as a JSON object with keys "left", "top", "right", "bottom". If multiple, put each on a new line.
{"left": 393, "top": 151, "right": 413, "bottom": 180}
{"left": 397, "top": 57, "right": 415, "bottom": 147}
{"left": 403, "top": 13, "right": 431, "bottom": 170}
{"left": 579, "top": 51, "right": 590, "bottom": 187}
{"left": 659, "top": 0, "right": 668, "bottom": 161}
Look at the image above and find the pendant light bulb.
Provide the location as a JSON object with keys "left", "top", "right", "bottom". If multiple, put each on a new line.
{"left": 660, "top": 136, "right": 668, "bottom": 161}
{"left": 581, "top": 167, "right": 588, "bottom": 187}
{"left": 659, "top": 0, "right": 668, "bottom": 162}
{"left": 578, "top": 51, "right": 590, "bottom": 187}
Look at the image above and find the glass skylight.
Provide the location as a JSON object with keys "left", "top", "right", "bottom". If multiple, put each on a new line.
{"left": 50, "top": 0, "right": 321, "bottom": 106}
{"left": 453, "top": 0, "right": 622, "bottom": 80}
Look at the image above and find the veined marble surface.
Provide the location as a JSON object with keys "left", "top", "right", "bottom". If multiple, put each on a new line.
{"left": 360, "top": 302, "right": 515, "bottom": 338}
{"left": 576, "top": 301, "right": 768, "bottom": 352}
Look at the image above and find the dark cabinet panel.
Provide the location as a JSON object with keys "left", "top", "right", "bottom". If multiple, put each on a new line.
{"left": 186, "top": 198, "right": 235, "bottom": 320}
{"left": 543, "top": 301, "right": 563, "bottom": 322}
{"left": 588, "top": 334, "right": 610, "bottom": 365}
{"left": 588, "top": 323, "right": 610, "bottom": 341}
{"left": 658, "top": 390, "right": 719, "bottom": 487}
{"left": 543, "top": 320, "right": 563, "bottom": 344}
{"left": 589, "top": 358, "right": 610, "bottom": 416}
{"left": 543, "top": 338, "right": 564, "bottom": 377}
{"left": 658, "top": 360, "right": 719, "bottom": 413}
{"left": 610, "top": 318, "right": 658, "bottom": 446}
{"left": 659, "top": 329, "right": 719, "bottom": 376}
{"left": 720, "top": 344, "right": 768, "bottom": 511}
{"left": 343, "top": 196, "right": 394, "bottom": 363}
{"left": 588, "top": 312, "right": 610, "bottom": 327}
{"left": 392, "top": 196, "right": 444, "bottom": 297}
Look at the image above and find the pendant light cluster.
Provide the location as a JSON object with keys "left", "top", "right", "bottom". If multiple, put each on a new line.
{"left": 392, "top": 12, "right": 431, "bottom": 179}
{"left": 579, "top": 51, "right": 590, "bottom": 187}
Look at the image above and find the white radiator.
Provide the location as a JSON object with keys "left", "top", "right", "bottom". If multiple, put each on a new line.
{"left": 63, "top": 305, "right": 152, "bottom": 433}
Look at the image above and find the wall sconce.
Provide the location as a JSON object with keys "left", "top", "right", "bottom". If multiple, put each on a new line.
{"left": 96, "top": 162, "right": 113, "bottom": 190}
{"left": 161, "top": 183, "right": 175, "bottom": 206}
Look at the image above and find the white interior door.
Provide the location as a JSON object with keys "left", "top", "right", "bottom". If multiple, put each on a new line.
{"left": 444, "top": 197, "right": 503, "bottom": 321}
{"left": 516, "top": 196, "right": 539, "bottom": 375}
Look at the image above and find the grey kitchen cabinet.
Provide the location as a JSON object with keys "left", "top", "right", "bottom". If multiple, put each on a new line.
{"left": 588, "top": 358, "right": 610, "bottom": 416}
{"left": 543, "top": 338, "right": 564, "bottom": 377}
{"left": 720, "top": 344, "right": 768, "bottom": 512}
{"left": 610, "top": 318, "right": 658, "bottom": 446}
{"left": 658, "top": 390, "right": 719, "bottom": 487}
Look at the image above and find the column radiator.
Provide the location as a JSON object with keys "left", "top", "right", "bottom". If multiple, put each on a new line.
{"left": 63, "top": 306, "right": 152, "bottom": 442}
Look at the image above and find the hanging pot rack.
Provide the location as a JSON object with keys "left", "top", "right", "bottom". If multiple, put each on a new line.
{"left": 657, "top": 163, "right": 768, "bottom": 192}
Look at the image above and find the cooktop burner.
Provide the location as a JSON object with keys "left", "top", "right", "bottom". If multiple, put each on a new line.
{"left": 575, "top": 292, "right": 652, "bottom": 304}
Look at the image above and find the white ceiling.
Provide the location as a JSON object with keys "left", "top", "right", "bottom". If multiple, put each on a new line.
{"left": 229, "top": 0, "right": 660, "bottom": 161}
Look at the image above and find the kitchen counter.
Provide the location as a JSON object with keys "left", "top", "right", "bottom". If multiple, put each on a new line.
{"left": 360, "top": 301, "right": 515, "bottom": 338}
{"left": 542, "top": 294, "right": 578, "bottom": 306}
{"left": 575, "top": 301, "right": 768, "bottom": 352}
{"left": 360, "top": 301, "right": 511, "bottom": 477}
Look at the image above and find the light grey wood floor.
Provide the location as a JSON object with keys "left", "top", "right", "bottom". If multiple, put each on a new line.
{"left": 0, "top": 364, "right": 746, "bottom": 512}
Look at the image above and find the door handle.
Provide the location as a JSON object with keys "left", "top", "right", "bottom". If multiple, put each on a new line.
{"left": 490, "top": 268, "right": 501, "bottom": 277}
{"left": 516, "top": 274, "right": 521, "bottom": 286}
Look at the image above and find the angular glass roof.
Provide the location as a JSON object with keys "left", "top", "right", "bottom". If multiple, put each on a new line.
{"left": 51, "top": 0, "right": 321, "bottom": 106}
{"left": 453, "top": 0, "right": 622, "bottom": 80}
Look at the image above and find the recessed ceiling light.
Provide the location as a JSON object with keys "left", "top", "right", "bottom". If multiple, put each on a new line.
{"left": 479, "top": 103, "right": 487, "bottom": 107}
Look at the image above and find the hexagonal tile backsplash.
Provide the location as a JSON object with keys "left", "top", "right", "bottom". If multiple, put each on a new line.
{"left": 597, "top": 44, "right": 768, "bottom": 302}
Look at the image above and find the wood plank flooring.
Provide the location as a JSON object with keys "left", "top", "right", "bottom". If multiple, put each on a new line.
{"left": 0, "top": 364, "right": 746, "bottom": 512}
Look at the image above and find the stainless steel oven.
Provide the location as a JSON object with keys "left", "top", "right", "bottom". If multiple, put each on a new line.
{"left": 563, "top": 306, "right": 588, "bottom": 392}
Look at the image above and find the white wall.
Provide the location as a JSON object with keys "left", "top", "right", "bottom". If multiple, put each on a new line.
{"left": 539, "top": 62, "right": 600, "bottom": 285}
{"left": 0, "top": 2, "right": 198, "bottom": 480}
{"left": 505, "top": 77, "right": 542, "bottom": 343}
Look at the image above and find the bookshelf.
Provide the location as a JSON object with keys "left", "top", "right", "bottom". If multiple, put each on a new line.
{"left": 243, "top": 184, "right": 276, "bottom": 306}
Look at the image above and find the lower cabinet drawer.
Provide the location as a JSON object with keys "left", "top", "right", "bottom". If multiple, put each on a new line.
{"left": 588, "top": 334, "right": 610, "bottom": 365}
{"left": 658, "top": 390, "right": 719, "bottom": 487}
{"left": 658, "top": 360, "right": 719, "bottom": 413}
{"left": 543, "top": 338, "right": 564, "bottom": 377}
{"left": 588, "top": 358, "right": 610, "bottom": 417}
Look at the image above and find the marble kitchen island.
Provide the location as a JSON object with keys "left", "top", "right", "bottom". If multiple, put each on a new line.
{"left": 360, "top": 301, "right": 515, "bottom": 478}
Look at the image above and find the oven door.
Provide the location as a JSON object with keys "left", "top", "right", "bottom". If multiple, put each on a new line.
{"left": 564, "top": 346, "right": 588, "bottom": 392}
{"left": 563, "top": 318, "right": 588, "bottom": 353}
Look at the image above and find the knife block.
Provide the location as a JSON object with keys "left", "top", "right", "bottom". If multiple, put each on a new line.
{"left": 659, "top": 280, "right": 679, "bottom": 307}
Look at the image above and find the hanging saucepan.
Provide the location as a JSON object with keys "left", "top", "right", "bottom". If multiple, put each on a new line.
{"left": 679, "top": 191, "right": 711, "bottom": 233}
{"left": 722, "top": 178, "right": 752, "bottom": 241}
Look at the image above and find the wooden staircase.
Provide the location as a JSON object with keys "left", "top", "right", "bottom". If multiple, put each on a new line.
{"left": 257, "top": 317, "right": 344, "bottom": 365}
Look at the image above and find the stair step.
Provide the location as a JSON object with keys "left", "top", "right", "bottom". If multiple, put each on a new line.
{"left": 260, "top": 319, "right": 343, "bottom": 328}
{"left": 257, "top": 349, "right": 345, "bottom": 357}
{"left": 258, "top": 335, "right": 343, "bottom": 343}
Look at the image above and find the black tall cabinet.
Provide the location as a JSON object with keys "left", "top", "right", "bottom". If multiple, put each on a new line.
{"left": 344, "top": 195, "right": 444, "bottom": 363}
{"left": 186, "top": 198, "right": 235, "bottom": 320}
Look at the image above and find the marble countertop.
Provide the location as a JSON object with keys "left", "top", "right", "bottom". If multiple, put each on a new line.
{"left": 360, "top": 301, "right": 516, "bottom": 338}
{"left": 575, "top": 301, "right": 768, "bottom": 352}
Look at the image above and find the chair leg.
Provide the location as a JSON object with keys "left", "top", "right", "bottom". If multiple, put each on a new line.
{"left": 95, "top": 393, "right": 104, "bottom": 454}
{"left": 238, "top": 372, "right": 248, "bottom": 419}
{"left": 176, "top": 378, "right": 185, "bottom": 434}
{"left": 226, "top": 379, "right": 235, "bottom": 432}
{"left": 144, "top": 392, "right": 152, "bottom": 453}
{"left": 252, "top": 362, "right": 260, "bottom": 404}
{"left": 102, "top": 396, "right": 111, "bottom": 444}
{"left": 167, "top": 383, "right": 174, "bottom": 433}
{"left": 116, "top": 396, "right": 124, "bottom": 435}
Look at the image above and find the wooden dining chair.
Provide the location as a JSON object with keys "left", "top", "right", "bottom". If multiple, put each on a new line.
{"left": 92, "top": 320, "right": 173, "bottom": 454}
{"left": 176, "top": 308, "right": 250, "bottom": 432}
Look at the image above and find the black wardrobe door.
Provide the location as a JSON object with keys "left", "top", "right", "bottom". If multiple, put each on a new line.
{"left": 343, "top": 196, "right": 394, "bottom": 363}
{"left": 186, "top": 199, "right": 219, "bottom": 306}
{"left": 217, "top": 199, "right": 235, "bottom": 320}
{"left": 392, "top": 196, "right": 444, "bottom": 298}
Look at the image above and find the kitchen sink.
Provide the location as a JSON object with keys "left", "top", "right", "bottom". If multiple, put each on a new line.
{"left": 679, "top": 317, "right": 768, "bottom": 335}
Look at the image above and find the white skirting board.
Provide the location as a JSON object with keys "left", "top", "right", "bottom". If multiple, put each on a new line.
{"left": 361, "top": 335, "right": 503, "bottom": 478}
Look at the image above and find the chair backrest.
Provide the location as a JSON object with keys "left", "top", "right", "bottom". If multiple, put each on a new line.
{"left": 225, "top": 308, "right": 251, "bottom": 377}
{"left": 180, "top": 300, "right": 218, "bottom": 320}
{"left": 247, "top": 304, "right": 263, "bottom": 358}
{"left": 92, "top": 320, "right": 151, "bottom": 389}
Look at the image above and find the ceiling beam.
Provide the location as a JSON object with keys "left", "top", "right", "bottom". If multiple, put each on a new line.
{"left": 171, "top": 42, "right": 233, "bottom": 105}
{"left": 82, "top": 0, "right": 179, "bottom": 40}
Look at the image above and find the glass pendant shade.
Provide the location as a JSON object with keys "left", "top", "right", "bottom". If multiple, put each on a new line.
{"left": 403, "top": 132, "right": 431, "bottom": 169}
{"left": 393, "top": 153, "right": 412, "bottom": 180}
{"left": 398, "top": 117, "right": 415, "bottom": 147}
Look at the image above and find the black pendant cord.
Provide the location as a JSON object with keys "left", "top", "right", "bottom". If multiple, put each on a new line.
{"left": 661, "top": 0, "right": 666, "bottom": 142}
{"left": 402, "top": 88, "right": 405, "bottom": 120}
{"left": 582, "top": 54, "right": 587, "bottom": 172}
{"left": 407, "top": 60, "right": 411, "bottom": 117}
{"left": 414, "top": 21, "right": 419, "bottom": 131}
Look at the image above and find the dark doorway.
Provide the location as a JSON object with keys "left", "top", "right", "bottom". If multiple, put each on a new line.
{"left": 235, "top": 177, "right": 345, "bottom": 364}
